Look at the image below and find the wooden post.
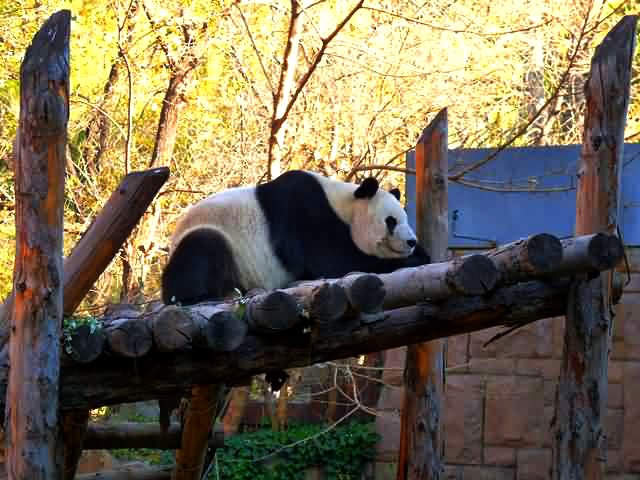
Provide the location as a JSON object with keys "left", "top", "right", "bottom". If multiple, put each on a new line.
{"left": 7, "top": 10, "right": 70, "bottom": 479}
{"left": 173, "top": 384, "right": 227, "bottom": 480}
{"left": 552, "top": 15, "right": 637, "bottom": 480}
{"left": 398, "top": 108, "right": 447, "bottom": 479}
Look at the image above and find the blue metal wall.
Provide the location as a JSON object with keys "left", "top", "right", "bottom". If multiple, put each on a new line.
{"left": 405, "top": 144, "right": 640, "bottom": 248}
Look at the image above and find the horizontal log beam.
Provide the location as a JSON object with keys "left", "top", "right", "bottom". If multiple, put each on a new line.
{"left": 0, "top": 232, "right": 620, "bottom": 414}
{"left": 75, "top": 465, "right": 172, "bottom": 480}
{"left": 284, "top": 232, "right": 621, "bottom": 309}
{"left": 83, "top": 422, "right": 224, "bottom": 450}
{"left": 51, "top": 278, "right": 572, "bottom": 410}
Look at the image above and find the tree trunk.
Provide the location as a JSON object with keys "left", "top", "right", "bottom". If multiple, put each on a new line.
{"left": 398, "top": 108, "right": 447, "bottom": 479}
{"left": 7, "top": 10, "right": 70, "bottom": 479}
{"left": 267, "top": 0, "right": 303, "bottom": 179}
{"left": 148, "top": 73, "right": 186, "bottom": 168}
{"left": 552, "top": 15, "right": 637, "bottom": 480}
{"left": 81, "top": 0, "right": 139, "bottom": 173}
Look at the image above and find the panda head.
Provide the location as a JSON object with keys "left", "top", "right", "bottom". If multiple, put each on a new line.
{"left": 351, "top": 177, "right": 418, "bottom": 258}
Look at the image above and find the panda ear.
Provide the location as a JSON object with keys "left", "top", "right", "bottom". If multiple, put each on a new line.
{"left": 389, "top": 188, "right": 401, "bottom": 201}
{"left": 354, "top": 177, "right": 379, "bottom": 199}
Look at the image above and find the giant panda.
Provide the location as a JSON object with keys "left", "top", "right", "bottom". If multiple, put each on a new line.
{"left": 161, "top": 170, "right": 430, "bottom": 306}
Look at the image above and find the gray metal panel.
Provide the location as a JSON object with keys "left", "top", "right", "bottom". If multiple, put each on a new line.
{"left": 405, "top": 144, "right": 640, "bottom": 248}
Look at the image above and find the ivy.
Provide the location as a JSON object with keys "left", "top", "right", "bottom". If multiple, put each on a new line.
{"left": 211, "top": 420, "right": 379, "bottom": 480}
{"left": 62, "top": 314, "right": 102, "bottom": 356}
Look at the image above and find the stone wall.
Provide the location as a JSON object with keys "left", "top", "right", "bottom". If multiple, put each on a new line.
{"left": 374, "top": 251, "right": 640, "bottom": 479}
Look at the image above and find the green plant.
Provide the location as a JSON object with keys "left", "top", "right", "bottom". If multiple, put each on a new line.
{"left": 211, "top": 420, "right": 379, "bottom": 480}
{"left": 111, "top": 448, "right": 174, "bottom": 466}
{"left": 62, "top": 314, "right": 102, "bottom": 356}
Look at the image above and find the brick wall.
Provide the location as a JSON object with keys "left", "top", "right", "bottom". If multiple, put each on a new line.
{"left": 374, "top": 250, "right": 640, "bottom": 479}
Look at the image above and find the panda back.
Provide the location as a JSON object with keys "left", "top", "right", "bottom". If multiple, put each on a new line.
{"left": 170, "top": 187, "right": 294, "bottom": 292}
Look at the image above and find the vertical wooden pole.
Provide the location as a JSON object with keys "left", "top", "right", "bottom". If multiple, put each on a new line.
{"left": 398, "top": 108, "right": 447, "bottom": 479}
{"left": 173, "top": 384, "right": 227, "bottom": 480}
{"left": 7, "top": 10, "right": 70, "bottom": 480}
{"left": 552, "top": 15, "right": 637, "bottom": 480}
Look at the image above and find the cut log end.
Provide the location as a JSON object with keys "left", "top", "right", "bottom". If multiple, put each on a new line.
{"left": 246, "top": 291, "right": 300, "bottom": 332}
{"left": 450, "top": 254, "right": 498, "bottom": 295}
{"left": 199, "top": 311, "right": 248, "bottom": 352}
{"left": 152, "top": 306, "right": 198, "bottom": 352}
{"left": 348, "top": 274, "right": 385, "bottom": 313}
{"left": 65, "top": 324, "right": 106, "bottom": 364}
{"left": 308, "top": 283, "right": 348, "bottom": 322}
{"left": 588, "top": 232, "right": 624, "bottom": 271}
{"left": 105, "top": 319, "right": 152, "bottom": 358}
{"left": 526, "top": 233, "right": 563, "bottom": 273}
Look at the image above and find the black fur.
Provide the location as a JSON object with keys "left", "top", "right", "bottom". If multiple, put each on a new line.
{"left": 162, "top": 171, "right": 430, "bottom": 305}
{"left": 161, "top": 228, "right": 241, "bottom": 305}
{"left": 353, "top": 176, "right": 379, "bottom": 199}
{"left": 255, "top": 171, "right": 430, "bottom": 280}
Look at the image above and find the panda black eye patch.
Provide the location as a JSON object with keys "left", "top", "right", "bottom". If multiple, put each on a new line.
{"left": 385, "top": 216, "right": 397, "bottom": 234}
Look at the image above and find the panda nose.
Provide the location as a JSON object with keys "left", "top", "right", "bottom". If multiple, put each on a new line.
{"left": 407, "top": 239, "right": 416, "bottom": 248}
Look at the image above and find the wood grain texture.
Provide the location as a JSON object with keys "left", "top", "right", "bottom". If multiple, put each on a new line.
{"left": 398, "top": 107, "right": 447, "bottom": 480}
{"left": 553, "top": 15, "right": 638, "bottom": 480}
{"left": 7, "top": 10, "right": 70, "bottom": 480}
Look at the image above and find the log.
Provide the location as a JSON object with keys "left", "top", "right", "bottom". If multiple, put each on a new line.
{"left": 82, "top": 422, "right": 225, "bottom": 450}
{"left": 245, "top": 290, "right": 300, "bottom": 333}
{"left": 553, "top": 15, "right": 637, "bottom": 480}
{"left": 56, "top": 252, "right": 499, "bottom": 361}
{"left": 557, "top": 233, "right": 624, "bottom": 275}
{"left": 31, "top": 277, "right": 587, "bottom": 411}
{"left": 104, "top": 317, "right": 153, "bottom": 359}
{"left": 62, "top": 409, "right": 89, "bottom": 480}
{"left": 8, "top": 10, "right": 69, "bottom": 480}
{"left": 347, "top": 274, "right": 385, "bottom": 314}
{"left": 487, "top": 233, "right": 563, "bottom": 284}
{"left": 55, "top": 232, "right": 623, "bottom": 363}
{"left": 174, "top": 384, "right": 226, "bottom": 480}
{"left": 75, "top": 465, "right": 172, "bottom": 480}
{"left": 288, "top": 282, "right": 348, "bottom": 323}
{"left": 64, "top": 324, "right": 106, "bottom": 364}
{"left": 194, "top": 309, "right": 248, "bottom": 352}
{"left": 63, "top": 167, "right": 169, "bottom": 314}
{"left": 284, "top": 232, "right": 621, "bottom": 311}
{"left": 150, "top": 304, "right": 248, "bottom": 352}
{"left": 150, "top": 305, "right": 199, "bottom": 352}
{"left": 399, "top": 107, "right": 447, "bottom": 480}
{"left": 283, "top": 252, "right": 498, "bottom": 313}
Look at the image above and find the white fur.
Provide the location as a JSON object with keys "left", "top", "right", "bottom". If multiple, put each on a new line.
{"left": 170, "top": 187, "right": 294, "bottom": 291}
{"left": 169, "top": 172, "right": 417, "bottom": 292}
{"left": 309, "top": 173, "right": 417, "bottom": 258}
